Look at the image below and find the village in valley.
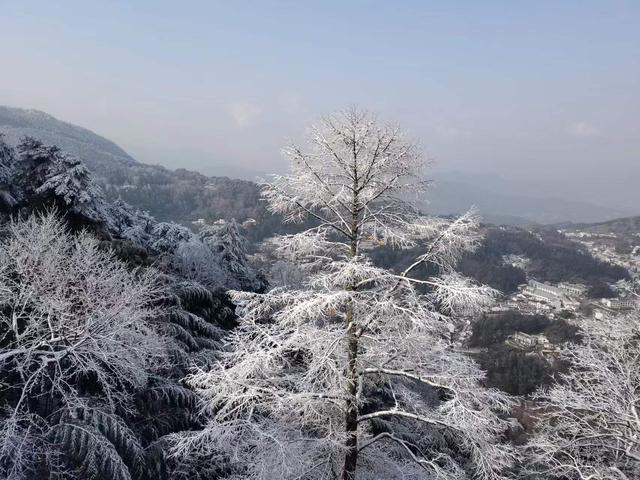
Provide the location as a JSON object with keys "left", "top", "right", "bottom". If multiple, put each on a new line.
{"left": 484, "top": 225, "right": 640, "bottom": 354}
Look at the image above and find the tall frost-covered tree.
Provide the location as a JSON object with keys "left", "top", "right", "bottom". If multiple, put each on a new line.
{"left": 200, "top": 220, "right": 248, "bottom": 276}
{"left": 527, "top": 311, "right": 640, "bottom": 480}
{"left": 173, "top": 108, "right": 515, "bottom": 479}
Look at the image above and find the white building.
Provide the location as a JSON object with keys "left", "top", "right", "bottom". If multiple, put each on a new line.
{"left": 507, "top": 332, "right": 551, "bottom": 349}
{"left": 521, "top": 280, "right": 583, "bottom": 311}
{"left": 601, "top": 298, "right": 638, "bottom": 310}
{"left": 528, "top": 280, "right": 564, "bottom": 298}
{"left": 558, "top": 282, "right": 587, "bottom": 297}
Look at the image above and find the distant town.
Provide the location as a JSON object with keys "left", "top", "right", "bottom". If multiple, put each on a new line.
{"left": 485, "top": 225, "right": 639, "bottom": 353}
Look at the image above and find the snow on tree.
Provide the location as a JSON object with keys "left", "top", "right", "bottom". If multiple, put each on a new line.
{"left": 527, "top": 312, "right": 640, "bottom": 480}
{"left": 108, "top": 198, "right": 157, "bottom": 246}
{"left": 172, "top": 107, "right": 516, "bottom": 479}
{"left": 0, "top": 136, "right": 150, "bottom": 238}
{"left": 0, "top": 211, "right": 164, "bottom": 478}
{"left": 251, "top": 236, "right": 309, "bottom": 288}
{"left": 200, "top": 220, "right": 249, "bottom": 275}
{"left": 150, "top": 221, "right": 195, "bottom": 253}
{"left": 158, "top": 220, "right": 266, "bottom": 293}
{"left": 199, "top": 219, "right": 267, "bottom": 291}
{"left": 0, "top": 137, "right": 265, "bottom": 478}
{"left": 0, "top": 134, "right": 17, "bottom": 208}
{"left": 169, "top": 237, "right": 228, "bottom": 287}
{"left": 0, "top": 137, "right": 262, "bottom": 295}
{"left": 14, "top": 136, "right": 112, "bottom": 225}
{"left": 0, "top": 135, "right": 15, "bottom": 184}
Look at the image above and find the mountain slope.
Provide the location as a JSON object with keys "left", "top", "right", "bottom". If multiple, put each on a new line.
{"left": 0, "top": 106, "right": 267, "bottom": 227}
{"left": 560, "top": 215, "right": 640, "bottom": 236}
{"left": 0, "top": 106, "right": 136, "bottom": 173}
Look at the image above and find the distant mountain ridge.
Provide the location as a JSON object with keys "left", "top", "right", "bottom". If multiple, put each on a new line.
{"left": 556, "top": 215, "right": 640, "bottom": 235}
{"left": 1, "top": 105, "right": 634, "bottom": 228}
{"left": 428, "top": 173, "right": 635, "bottom": 225}
{"left": 0, "top": 106, "right": 136, "bottom": 173}
{"left": 0, "top": 106, "right": 269, "bottom": 229}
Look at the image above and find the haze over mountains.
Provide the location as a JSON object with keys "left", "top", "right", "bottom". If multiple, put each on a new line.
{"left": 0, "top": 105, "right": 634, "bottom": 225}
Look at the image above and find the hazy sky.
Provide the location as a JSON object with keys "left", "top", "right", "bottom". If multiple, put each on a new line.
{"left": 1, "top": 1, "right": 639, "bottom": 208}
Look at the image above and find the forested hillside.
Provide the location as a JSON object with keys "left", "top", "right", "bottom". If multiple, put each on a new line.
{"left": 0, "top": 106, "right": 270, "bottom": 228}
{"left": 369, "top": 224, "right": 630, "bottom": 296}
{"left": 0, "top": 135, "right": 265, "bottom": 479}
{"left": 561, "top": 215, "right": 640, "bottom": 236}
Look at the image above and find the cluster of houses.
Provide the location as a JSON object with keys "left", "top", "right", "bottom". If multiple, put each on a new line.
{"left": 493, "top": 277, "right": 638, "bottom": 318}
{"left": 494, "top": 278, "right": 638, "bottom": 353}
{"left": 191, "top": 217, "right": 257, "bottom": 229}
{"left": 491, "top": 279, "right": 587, "bottom": 316}
{"left": 521, "top": 280, "right": 585, "bottom": 311}
{"left": 489, "top": 225, "right": 640, "bottom": 354}
{"left": 592, "top": 296, "right": 639, "bottom": 319}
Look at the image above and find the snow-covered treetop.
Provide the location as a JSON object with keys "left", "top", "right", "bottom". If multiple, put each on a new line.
{"left": 0, "top": 213, "right": 164, "bottom": 463}
{"left": 200, "top": 219, "right": 248, "bottom": 273}
{"left": 107, "top": 198, "right": 156, "bottom": 245}
{"left": 4, "top": 136, "right": 113, "bottom": 226}
{"left": 528, "top": 313, "right": 640, "bottom": 479}
{"left": 265, "top": 107, "right": 438, "bottom": 250}
{"left": 151, "top": 222, "right": 194, "bottom": 253}
{"left": 0, "top": 135, "right": 17, "bottom": 207}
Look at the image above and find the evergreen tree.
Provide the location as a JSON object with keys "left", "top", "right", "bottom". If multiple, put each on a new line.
{"left": 14, "top": 136, "right": 111, "bottom": 225}
{"left": 199, "top": 219, "right": 266, "bottom": 290}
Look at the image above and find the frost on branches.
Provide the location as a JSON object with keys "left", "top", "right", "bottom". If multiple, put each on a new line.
{"left": 0, "top": 212, "right": 164, "bottom": 478}
{"left": 172, "top": 108, "right": 516, "bottom": 480}
{"left": 527, "top": 312, "right": 640, "bottom": 480}
{"left": 0, "top": 134, "right": 17, "bottom": 208}
{"left": 0, "top": 136, "right": 262, "bottom": 293}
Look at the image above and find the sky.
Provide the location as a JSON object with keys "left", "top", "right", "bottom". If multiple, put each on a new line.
{"left": 1, "top": 1, "right": 639, "bottom": 209}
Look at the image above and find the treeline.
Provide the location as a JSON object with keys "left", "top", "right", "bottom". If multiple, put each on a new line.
{"left": 101, "top": 168, "right": 263, "bottom": 225}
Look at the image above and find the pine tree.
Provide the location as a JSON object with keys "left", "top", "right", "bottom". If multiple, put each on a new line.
{"left": 199, "top": 219, "right": 266, "bottom": 290}
{"left": 200, "top": 219, "right": 249, "bottom": 276}
{"left": 15, "top": 136, "right": 111, "bottom": 224}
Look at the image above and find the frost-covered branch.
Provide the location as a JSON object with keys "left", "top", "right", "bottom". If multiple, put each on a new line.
{"left": 527, "top": 314, "right": 640, "bottom": 479}
{"left": 0, "top": 212, "right": 165, "bottom": 478}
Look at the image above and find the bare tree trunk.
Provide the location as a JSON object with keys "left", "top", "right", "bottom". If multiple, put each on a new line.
{"left": 342, "top": 174, "right": 360, "bottom": 480}
{"left": 342, "top": 300, "right": 359, "bottom": 480}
